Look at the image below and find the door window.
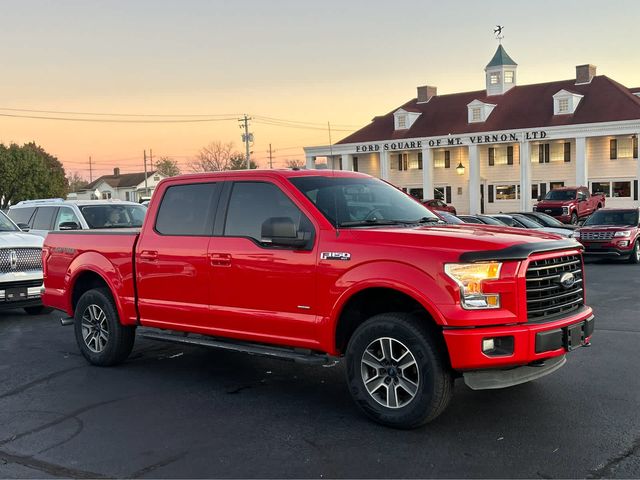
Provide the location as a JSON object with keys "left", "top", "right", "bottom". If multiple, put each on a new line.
{"left": 155, "top": 183, "right": 219, "bottom": 235}
{"left": 32, "top": 207, "right": 57, "bottom": 230}
{"left": 8, "top": 207, "right": 36, "bottom": 226}
{"left": 54, "top": 207, "right": 81, "bottom": 229}
{"left": 224, "top": 182, "right": 312, "bottom": 245}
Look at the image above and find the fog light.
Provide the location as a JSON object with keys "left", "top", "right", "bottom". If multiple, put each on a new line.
{"left": 482, "top": 336, "right": 515, "bottom": 357}
{"left": 618, "top": 240, "right": 629, "bottom": 247}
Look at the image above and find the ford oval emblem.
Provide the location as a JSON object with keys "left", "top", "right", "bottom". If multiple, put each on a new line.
{"left": 559, "top": 272, "right": 575, "bottom": 289}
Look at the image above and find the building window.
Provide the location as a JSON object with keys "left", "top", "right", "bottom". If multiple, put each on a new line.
{"left": 550, "top": 181, "right": 565, "bottom": 190}
{"left": 397, "top": 153, "right": 409, "bottom": 170}
{"left": 434, "top": 186, "right": 452, "bottom": 203}
{"left": 125, "top": 192, "right": 130, "bottom": 201}
{"left": 490, "top": 73, "right": 500, "bottom": 85}
{"left": 507, "top": 146, "right": 514, "bottom": 165}
{"left": 610, "top": 139, "right": 618, "bottom": 159}
{"left": 101, "top": 192, "right": 112, "bottom": 199}
{"left": 471, "top": 108, "right": 481, "bottom": 122}
{"left": 531, "top": 184, "right": 539, "bottom": 200}
{"left": 417, "top": 152, "right": 423, "bottom": 170}
{"left": 409, "top": 188, "right": 424, "bottom": 200}
{"left": 616, "top": 137, "right": 634, "bottom": 159}
{"left": 434, "top": 151, "right": 451, "bottom": 168}
{"left": 612, "top": 181, "right": 631, "bottom": 198}
{"left": 494, "top": 184, "right": 519, "bottom": 201}
{"left": 564, "top": 142, "right": 571, "bottom": 162}
{"left": 557, "top": 98, "right": 569, "bottom": 113}
{"left": 591, "top": 182, "right": 611, "bottom": 197}
{"left": 538, "top": 143, "right": 550, "bottom": 163}
{"left": 634, "top": 136, "right": 638, "bottom": 159}
{"left": 504, "top": 71, "right": 514, "bottom": 83}
{"left": 397, "top": 115, "right": 407, "bottom": 129}
{"left": 488, "top": 147, "right": 495, "bottom": 166}
{"left": 352, "top": 156, "right": 359, "bottom": 172}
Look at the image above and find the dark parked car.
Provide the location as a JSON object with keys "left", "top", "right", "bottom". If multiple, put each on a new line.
{"left": 488, "top": 214, "right": 572, "bottom": 237}
{"left": 511, "top": 211, "right": 578, "bottom": 231}
{"left": 422, "top": 199, "right": 457, "bottom": 215}
{"left": 458, "top": 215, "right": 508, "bottom": 226}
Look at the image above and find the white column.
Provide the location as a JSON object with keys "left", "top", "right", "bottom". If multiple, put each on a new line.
{"left": 575, "top": 136, "right": 588, "bottom": 187}
{"left": 636, "top": 134, "right": 640, "bottom": 206}
{"left": 379, "top": 150, "right": 389, "bottom": 180}
{"left": 421, "top": 147, "right": 434, "bottom": 201}
{"left": 305, "top": 155, "right": 315, "bottom": 169}
{"left": 519, "top": 141, "right": 532, "bottom": 211}
{"left": 468, "top": 145, "right": 481, "bottom": 215}
{"left": 342, "top": 154, "right": 353, "bottom": 171}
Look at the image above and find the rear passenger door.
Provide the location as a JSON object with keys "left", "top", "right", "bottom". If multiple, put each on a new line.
{"left": 208, "top": 180, "right": 318, "bottom": 345}
{"left": 30, "top": 206, "right": 59, "bottom": 237}
{"left": 135, "top": 181, "right": 222, "bottom": 330}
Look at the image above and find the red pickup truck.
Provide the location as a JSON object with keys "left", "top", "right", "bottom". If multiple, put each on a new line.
{"left": 535, "top": 186, "right": 605, "bottom": 225}
{"left": 43, "top": 170, "right": 594, "bottom": 428}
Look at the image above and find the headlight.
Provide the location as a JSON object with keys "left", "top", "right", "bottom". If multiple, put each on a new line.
{"left": 614, "top": 231, "right": 631, "bottom": 237}
{"left": 562, "top": 206, "right": 569, "bottom": 215}
{"left": 572, "top": 231, "right": 581, "bottom": 238}
{"left": 444, "top": 262, "right": 502, "bottom": 310}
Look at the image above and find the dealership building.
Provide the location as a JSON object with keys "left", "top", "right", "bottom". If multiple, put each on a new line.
{"left": 303, "top": 44, "right": 640, "bottom": 214}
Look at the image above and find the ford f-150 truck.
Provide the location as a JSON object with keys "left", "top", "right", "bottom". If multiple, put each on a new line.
{"left": 42, "top": 170, "right": 594, "bottom": 428}
{"left": 535, "top": 186, "right": 605, "bottom": 225}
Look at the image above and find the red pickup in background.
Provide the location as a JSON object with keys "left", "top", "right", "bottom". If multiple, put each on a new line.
{"left": 42, "top": 170, "right": 594, "bottom": 428}
{"left": 535, "top": 186, "right": 605, "bottom": 224}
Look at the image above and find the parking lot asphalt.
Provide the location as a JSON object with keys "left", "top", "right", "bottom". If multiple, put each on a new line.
{"left": 0, "top": 260, "right": 639, "bottom": 479}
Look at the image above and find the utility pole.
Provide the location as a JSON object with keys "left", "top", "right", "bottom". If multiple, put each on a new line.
{"left": 268, "top": 144, "right": 274, "bottom": 169}
{"left": 239, "top": 115, "right": 253, "bottom": 170}
{"left": 149, "top": 149, "right": 153, "bottom": 170}
{"left": 89, "top": 156, "right": 93, "bottom": 183}
{"left": 143, "top": 150, "right": 148, "bottom": 197}
{"left": 328, "top": 121, "right": 334, "bottom": 169}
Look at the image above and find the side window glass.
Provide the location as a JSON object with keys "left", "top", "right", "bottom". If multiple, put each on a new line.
{"left": 224, "top": 182, "right": 311, "bottom": 243}
{"left": 55, "top": 207, "right": 81, "bottom": 229}
{"left": 155, "top": 183, "right": 219, "bottom": 235}
{"left": 8, "top": 207, "right": 36, "bottom": 226}
{"left": 32, "top": 207, "right": 57, "bottom": 230}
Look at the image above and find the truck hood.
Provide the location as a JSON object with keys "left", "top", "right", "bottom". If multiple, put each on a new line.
{"left": 0, "top": 231, "right": 43, "bottom": 249}
{"left": 579, "top": 225, "right": 636, "bottom": 232}
{"left": 536, "top": 200, "right": 574, "bottom": 207}
{"left": 348, "top": 224, "right": 578, "bottom": 258}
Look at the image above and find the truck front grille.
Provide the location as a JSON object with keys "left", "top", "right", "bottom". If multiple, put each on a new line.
{"left": 0, "top": 248, "right": 42, "bottom": 273}
{"left": 536, "top": 207, "right": 564, "bottom": 217}
{"left": 580, "top": 231, "right": 614, "bottom": 241}
{"left": 526, "top": 254, "right": 584, "bottom": 322}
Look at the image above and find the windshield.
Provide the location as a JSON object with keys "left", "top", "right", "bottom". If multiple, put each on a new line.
{"left": 289, "top": 176, "right": 440, "bottom": 227}
{"left": 513, "top": 214, "right": 544, "bottom": 228}
{"left": 531, "top": 212, "right": 565, "bottom": 227}
{"left": 80, "top": 204, "right": 147, "bottom": 229}
{"left": 0, "top": 211, "right": 19, "bottom": 232}
{"left": 583, "top": 210, "right": 639, "bottom": 226}
{"left": 477, "top": 215, "right": 507, "bottom": 226}
{"left": 544, "top": 190, "right": 576, "bottom": 201}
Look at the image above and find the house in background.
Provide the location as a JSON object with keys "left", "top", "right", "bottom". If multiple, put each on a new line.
{"left": 69, "top": 168, "right": 165, "bottom": 202}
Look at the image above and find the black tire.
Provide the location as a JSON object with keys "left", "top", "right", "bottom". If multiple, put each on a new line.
{"left": 570, "top": 212, "right": 578, "bottom": 225}
{"left": 628, "top": 241, "right": 640, "bottom": 264}
{"left": 74, "top": 288, "right": 135, "bottom": 366}
{"left": 345, "top": 312, "right": 453, "bottom": 429}
{"left": 24, "top": 306, "right": 53, "bottom": 315}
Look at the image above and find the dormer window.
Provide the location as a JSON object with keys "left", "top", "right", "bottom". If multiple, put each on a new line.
{"left": 490, "top": 73, "right": 500, "bottom": 85}
{"left": 553, "top": 89, "right": 583, "bottom": 115}
{"left": 393, "top": 108, "right": 421, "bottom": 131}
{"left": 468, "top": 99, "right": 497, "bottom": 123}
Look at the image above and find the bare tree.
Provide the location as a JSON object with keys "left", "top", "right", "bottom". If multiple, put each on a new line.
{"left": 190, "top": 141, "right": 240, "bottom": 172}
{"left": 67, "top": 171, "right": 89, "bottom": 192}
{"left": 284, "top": 158, "right": 305, "bottom": 169}
{"left": 155, "top": 156, "right": 181, "bottom": 177}
{"left": 229, "top": 154, "right": 258, "bottom": 170}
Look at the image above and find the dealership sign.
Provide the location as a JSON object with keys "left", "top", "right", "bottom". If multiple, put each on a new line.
{"left": 354, "top": 130, "right": 548, "bottom": 152}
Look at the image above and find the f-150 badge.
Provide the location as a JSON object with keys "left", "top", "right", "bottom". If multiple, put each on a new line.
{"left": 320, "top": 252, "right": 351, "bottom": 261}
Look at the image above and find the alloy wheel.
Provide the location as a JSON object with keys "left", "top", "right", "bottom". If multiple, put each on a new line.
{"left": 81, "top": 304, "right": 110, "bottom": 353}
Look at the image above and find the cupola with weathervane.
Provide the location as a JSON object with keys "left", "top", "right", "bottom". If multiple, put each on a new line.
{"left": 485, "top": 37, "right": 517, "bottom": 96}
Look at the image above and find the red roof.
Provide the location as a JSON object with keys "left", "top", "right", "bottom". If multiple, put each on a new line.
{"left": 337, "top": 76, "right": 640, "bottom": 145}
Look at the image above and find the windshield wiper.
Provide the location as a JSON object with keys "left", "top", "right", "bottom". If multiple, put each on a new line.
{"left": 338, "top": 219, "right": 415, "bottom": 227}
{"left": 415, "top": 217, "right": 443, "bottom": 223}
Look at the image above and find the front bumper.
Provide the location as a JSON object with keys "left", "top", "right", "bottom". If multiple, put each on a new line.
{"left": 443, "top": 306, "right": 594, "bottom": 370}
{"left": 0, "top": 281, "right": 44, "bottom": 311}
{"left": 582, "top": 242, "right": 634, "bottom": 257}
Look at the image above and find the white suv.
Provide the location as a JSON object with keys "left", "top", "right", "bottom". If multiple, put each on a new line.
{"left": 0, "top": 210, "right": 47, "bottom": 315}
{"left": 8, "top": 198, "right": 147, "bottom": 238}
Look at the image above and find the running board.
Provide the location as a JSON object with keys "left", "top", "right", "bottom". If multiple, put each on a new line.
{"left": 140, "top": 331, "right": 337, "bottom": 366}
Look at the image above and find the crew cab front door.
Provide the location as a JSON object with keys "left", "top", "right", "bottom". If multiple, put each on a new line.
{"left": 208, "top": 180, "right": 319, "bottom": 347}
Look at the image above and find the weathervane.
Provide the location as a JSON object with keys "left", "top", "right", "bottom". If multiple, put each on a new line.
{"left": 494, "top": 25, "right": 504, "bottom": 43}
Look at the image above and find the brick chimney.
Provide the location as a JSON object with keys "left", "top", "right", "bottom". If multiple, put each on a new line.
{"left": 576, "top": 64, "right": 596, "bottom": 84}
{"left": 417, "top": 85, "right": 437, "bottom": 103}
{"left": 113, "top": 167, "right": 120, "bottom": 176}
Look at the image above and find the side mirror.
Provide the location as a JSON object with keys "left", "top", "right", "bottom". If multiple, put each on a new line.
{"left": 261, "top": 217, "right": 308, "bottom": 248}
{"left": 59, "top": 221, "right": 80, "bottom": 231}
{"left": 16, "top": 223, "right": 30, "bottom": 232}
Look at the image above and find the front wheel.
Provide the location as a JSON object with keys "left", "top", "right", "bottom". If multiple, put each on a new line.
{"left": 345, "top": 312, "right": 453, "bottom": 429}
{"left": 74, "top": 288, "right": 135, "bottom": 366}
{"left": 628, "top": 241, "right": 640, "bottom": 264}
{"left": 570, "top": 212, "right": 578, "bottom": 225}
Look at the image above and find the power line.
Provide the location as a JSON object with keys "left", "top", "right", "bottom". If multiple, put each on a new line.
{"left": 0, "top": 112, "right": 238, "bottom": 123}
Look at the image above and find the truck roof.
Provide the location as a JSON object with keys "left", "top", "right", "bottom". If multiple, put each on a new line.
{"left": 159, "top": 169, "right": 369, "bottom": 183}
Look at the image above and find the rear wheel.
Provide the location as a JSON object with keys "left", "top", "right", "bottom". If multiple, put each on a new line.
{"left": 74, "top": 288, "right": 135, "bottom": 366}
{"left": 628, "top": 240, "right": 640, "bottom": 264}
{"left": 345, "top": 312, "right": 453, "bottom": 429}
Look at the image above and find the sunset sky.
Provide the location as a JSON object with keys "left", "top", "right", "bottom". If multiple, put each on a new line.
{"left": 1, "top": 0, "right": 639, "bottom": 179}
